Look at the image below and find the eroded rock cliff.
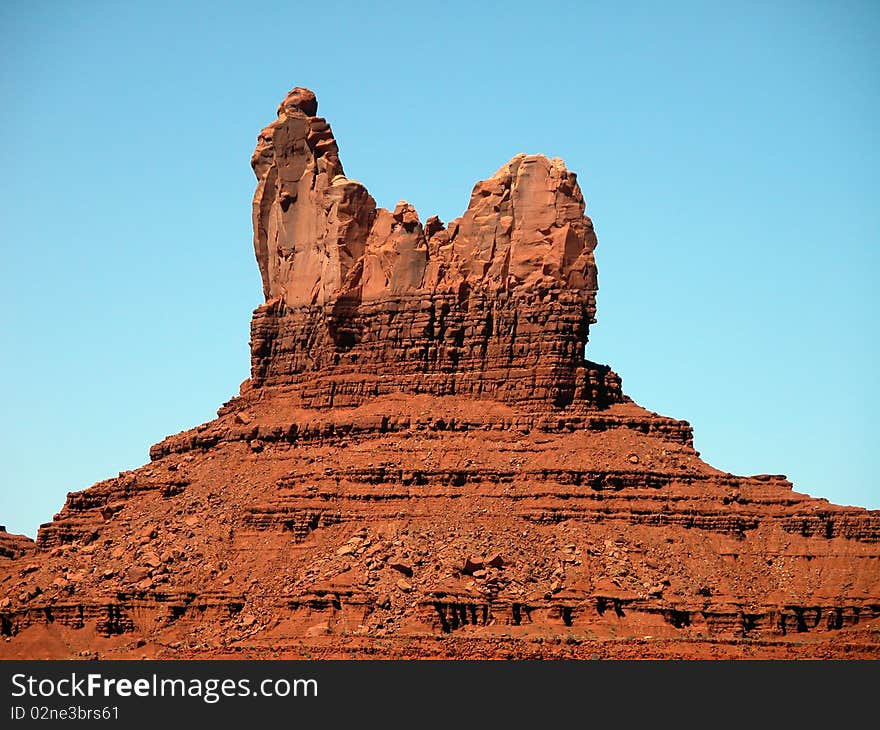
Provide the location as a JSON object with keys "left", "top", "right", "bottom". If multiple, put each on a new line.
{"left": 249, "top": 88, "right": 611, "bottom": 407}
{"left": 1, "top": 89, "right": 877, "bottom": 659}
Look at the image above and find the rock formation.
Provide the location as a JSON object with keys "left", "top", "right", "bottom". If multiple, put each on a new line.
{"left": 1, "top": 88, "right": 878, "bottom": 659}
{"left": 249, "top": 87, "right": 613, "bottom": 408}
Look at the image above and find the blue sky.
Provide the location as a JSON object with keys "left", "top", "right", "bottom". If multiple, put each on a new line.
{"left": 1, "top": 1, "right": 877, "bottom": 536}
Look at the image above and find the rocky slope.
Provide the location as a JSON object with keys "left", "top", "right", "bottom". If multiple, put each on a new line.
{"left": 1, "top": 88, "right": 878, "bottom": 659}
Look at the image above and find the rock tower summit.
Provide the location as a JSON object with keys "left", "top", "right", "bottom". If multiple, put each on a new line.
{"left": 1, "top": 88, "right": 878, "bottom": 659}
{"left": 248, "top": 87, "right": 620, "bottom": 408}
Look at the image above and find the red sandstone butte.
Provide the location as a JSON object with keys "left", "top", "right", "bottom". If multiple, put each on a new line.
{"left": 1, "top": 88, "right": 878, "bottom": 660}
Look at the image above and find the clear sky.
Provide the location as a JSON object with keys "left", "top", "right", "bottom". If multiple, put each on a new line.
{"left": 1, "top": 1, "right": 877, "bottom": 537}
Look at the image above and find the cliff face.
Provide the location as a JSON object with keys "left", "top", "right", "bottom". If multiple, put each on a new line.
{"left": 252, "top": 88, "right": 597, "bottom": 307}
{"left": 249, "top": 88, "right": 612, "bottom": 407}
{"left": 1, "top": 89, "right": 878, "bottom": 660}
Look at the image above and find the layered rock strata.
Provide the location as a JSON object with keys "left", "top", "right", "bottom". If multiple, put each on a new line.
{"left": 249, "top": 88, "right": 611, "bottom": 407}
{"left": 1, "top": 89, "right": 877, "bottom": 660}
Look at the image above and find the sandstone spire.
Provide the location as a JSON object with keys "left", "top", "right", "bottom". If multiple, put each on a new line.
{"left": 252, "top": 90, "right": 597, "bottom": 307}
{"left": 248, "top": 89, "right": 611, "bottom": 408}
{"left": 251, "top": 87, "right": 372, "bottom": 306}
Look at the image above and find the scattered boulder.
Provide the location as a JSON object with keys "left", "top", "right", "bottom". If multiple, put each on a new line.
{"left": 462, "top": 558, "right": 484, "bottom": 575}
{"left": 388, "top": 562, "right": 413, "bottom": 578}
